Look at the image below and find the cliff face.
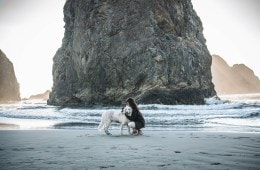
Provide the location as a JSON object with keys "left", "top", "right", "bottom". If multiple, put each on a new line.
{"left": 48, "top": 0, "right": 216, "bottom": 106}
{"left": 0, "top": 49, "right": 20, "bottom": 103}
{"left": 212, "top": 55, "right": 260, "bottom": 94}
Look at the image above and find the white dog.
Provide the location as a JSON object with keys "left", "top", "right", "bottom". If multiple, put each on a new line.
{"left": 98, "top": 106, "right": 132, "bottom": 135}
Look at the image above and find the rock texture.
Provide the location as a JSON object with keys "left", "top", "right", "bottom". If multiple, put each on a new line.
{"left": 212, "top": 55, "right": 260, "bottom": 94}
{"left": 48, "top": 0, "right": 216, "bottom": 106}
{"left": 0, "top": 49, "right": 20, "bottom": 103}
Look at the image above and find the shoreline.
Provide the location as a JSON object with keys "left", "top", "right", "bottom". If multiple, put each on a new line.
{"left": 1, "top": 122, "right": 260, "bottom": 134}
{"left": 0, "top": 130, "right": 259, "bottom": 169}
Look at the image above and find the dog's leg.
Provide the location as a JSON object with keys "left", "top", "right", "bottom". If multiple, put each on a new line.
{"left": 120, "top": 124, "right": 124, "bottom": 135}
{"left": 105, "top": 130, "right": 112, "bottom": 135}
{"left": 105, "top": 128, "right": 112, "bottom": 135}
{"left": 104, "top": 121, "right": 112, "bottom": 135}
{"left": 127, "top": 125, "right": 131, "bottom": 135}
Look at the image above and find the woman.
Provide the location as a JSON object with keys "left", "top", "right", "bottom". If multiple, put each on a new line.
{"left": 124, "top": 97, "right": 145, "bottom": 135}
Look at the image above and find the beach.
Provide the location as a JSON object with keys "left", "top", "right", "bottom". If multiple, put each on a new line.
{"left": 0, "top": 129, "right": 259, "bottom": 169}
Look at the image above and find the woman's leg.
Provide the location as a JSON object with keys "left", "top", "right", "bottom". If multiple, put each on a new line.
{"left": 128, "top": 122, "right": 137, "bottom": 134}
{"left": 128, "top": 122, "right": 135, "bottom": 128}
{"left": 129, "top": 121, "right": 143, "bottom": 135}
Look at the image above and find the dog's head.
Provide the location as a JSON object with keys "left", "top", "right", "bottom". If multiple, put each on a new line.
{"left": 122, "top": 105, "right": 132, "bottom": 116}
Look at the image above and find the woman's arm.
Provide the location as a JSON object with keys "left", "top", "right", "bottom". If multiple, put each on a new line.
{"left": 125, "top": 109, "right": 138, "bottom": 121}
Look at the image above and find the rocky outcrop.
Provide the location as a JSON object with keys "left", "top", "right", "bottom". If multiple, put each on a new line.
{"left": 48, "top": 0, "right": 216, "bottom": 106}
{"left": 212, "top": 55, "right": 260, "bottom": 94}
{"left": 29, "top": 90, "right": 50, "bottom": 100}
{"left": 0, "top": 49, "right": 20, "bottom": 103}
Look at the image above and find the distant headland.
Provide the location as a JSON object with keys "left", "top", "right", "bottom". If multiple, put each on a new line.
{"left": 211, "top": 55, "right": 260, "bottom": 95}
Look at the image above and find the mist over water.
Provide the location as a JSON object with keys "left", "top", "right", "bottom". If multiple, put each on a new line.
{"left": 0, "top": 93, "right": 260, "bottom": 132}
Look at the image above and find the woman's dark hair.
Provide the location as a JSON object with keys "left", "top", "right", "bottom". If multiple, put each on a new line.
{"left": 126, "top": 97, "right": 139, "bottom": 112}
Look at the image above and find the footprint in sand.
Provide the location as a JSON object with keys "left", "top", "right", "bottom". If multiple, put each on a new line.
{"left": 99, "top": 165, "right": 115, "bottom": 169}
{"left": 158, "top": 163, "right": 171, "bottom": 167}
{"left": 110, "top": 146, "right": 117, "bottom": 149}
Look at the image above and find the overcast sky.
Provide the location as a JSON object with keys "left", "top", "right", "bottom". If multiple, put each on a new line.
{"left": 0, "top": 0, "right": 259, "bottom": 98}
{"left": 0, "top": 0, "right": 65, "bottom": 98}
{"left": 192, "top": 0, "right": 260, "bottom": 74}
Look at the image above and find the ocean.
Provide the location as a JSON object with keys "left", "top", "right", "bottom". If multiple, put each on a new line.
{"left": 0, "top": 93, "right": 260, "bottom": 132}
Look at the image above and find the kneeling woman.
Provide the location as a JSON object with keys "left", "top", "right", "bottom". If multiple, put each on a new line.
{"left": 125, "top": 97, "right": 145, "bottom": 135}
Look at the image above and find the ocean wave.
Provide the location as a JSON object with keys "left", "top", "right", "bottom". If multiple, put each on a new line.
{"left": 146, "top": 118, "right": 204, "bottom": 126}
{"left": 53, "top": 122, "right": 99, "bottom": 128}
{"left": 139, "top": 103, "right": 244, "bottom": 111}
{"left": 17, "top": 106, "right": 50, "bottom": 110}
{"left": 204, "top": 96, "right": 228, "bottom": 105}
{"left": 238, "top": 112, "right": 260, "bottom": 119}
{"left": 1, "top": 96, "right": 260, "bottom": 132}
{"left": 0, "top": 114, "right": 62, "bottom": 120}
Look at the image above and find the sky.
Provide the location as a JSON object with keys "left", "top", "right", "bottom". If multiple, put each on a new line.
{"left": 192, "top": 0, "right": 260, "bottom": 75}
{"left": 0, "top": 0, "right": 65, "bottom": 98}
{"left": 0, "top": 0, "right": 259, "bottom": 98}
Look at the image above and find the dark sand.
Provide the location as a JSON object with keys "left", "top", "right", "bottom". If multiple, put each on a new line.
{"left": 0, "top": 130, "right": 259, "bottom": 169}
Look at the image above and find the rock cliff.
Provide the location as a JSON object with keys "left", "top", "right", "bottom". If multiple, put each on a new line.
{"left": 48, "top": 0, "right": 216, "bottom": 106}
{"left": 212, "top": 55, "right": 260, "bottom": 94}
{"left": 0, "top": 49, "right": 20, "bottom": 103}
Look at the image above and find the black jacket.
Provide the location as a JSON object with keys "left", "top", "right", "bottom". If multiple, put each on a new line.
{"left": 125, "top": 109, "right": 145, "bottom": 129}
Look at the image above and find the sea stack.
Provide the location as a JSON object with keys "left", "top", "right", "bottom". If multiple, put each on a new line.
{"left": 0, "top": 49, "right": 20, "bottom": 103}
{"left": 48, "top": 0, "right": 216, "bottom": 106}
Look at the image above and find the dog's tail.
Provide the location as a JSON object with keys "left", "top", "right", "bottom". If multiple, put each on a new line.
{"left": 98, "top": 116, "right": 105, "bottom": 131}
{"left": 98, "top": 112, "right": 107, "bottom": 131}
{"left": 98, "top": 111, "right": 112, "bottom": 131}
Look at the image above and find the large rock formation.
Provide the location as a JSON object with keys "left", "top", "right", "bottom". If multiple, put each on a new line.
{"left": 48, "top": 0, "right": 216, "bottom": 106}
{"left": 212, "top": 55, "right": 260, "bottom": 94}
{"left": 0, "top": 49, "right": 20, "bottom": 103}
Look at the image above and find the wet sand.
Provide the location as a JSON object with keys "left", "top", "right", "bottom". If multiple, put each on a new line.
{"left": 0, "top": 130, "right": 259, "bottom": 169}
